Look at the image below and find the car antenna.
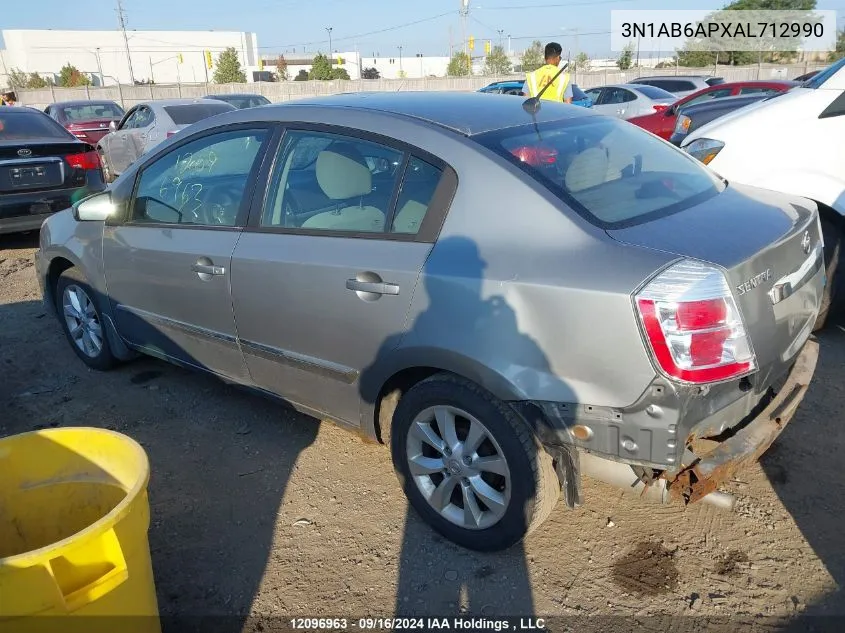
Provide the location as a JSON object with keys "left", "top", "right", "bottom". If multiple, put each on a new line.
{"left": 522, "top": 62, "right": 569, "bottom": 114}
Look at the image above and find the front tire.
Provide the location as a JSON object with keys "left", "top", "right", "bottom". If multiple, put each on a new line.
{"left": 56, "top": 268, "right": 117, "bottom": 371}
{"left": 391, "top": 373, "right": 559, "bottom": 552}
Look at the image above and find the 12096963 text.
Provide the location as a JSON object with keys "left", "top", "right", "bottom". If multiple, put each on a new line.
{"left": 288, "top": 617, "right": 547, "bottom": 630}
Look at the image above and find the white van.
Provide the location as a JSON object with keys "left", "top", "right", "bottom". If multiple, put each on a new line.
{"left": 681, "top": 58, "right": 845, "bottom": 328}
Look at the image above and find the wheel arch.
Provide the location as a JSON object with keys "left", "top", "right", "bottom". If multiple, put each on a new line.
{"left": 360, "top": 347, "right": 529, "bottom": 445}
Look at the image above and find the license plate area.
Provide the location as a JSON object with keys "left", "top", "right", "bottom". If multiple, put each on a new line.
{"left": 11, "top": 165, "right": 49, "bottom": 187}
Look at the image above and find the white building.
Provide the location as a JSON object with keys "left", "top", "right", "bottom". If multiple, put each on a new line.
{"left": 0, "top": 29, "right": 259, "bottom": 87}
{"left": 258, "top": 52, "right": 451, "bottom": 81}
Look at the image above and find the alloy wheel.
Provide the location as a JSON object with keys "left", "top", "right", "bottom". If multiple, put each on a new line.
{"left": 406, "top": 405, "right": 511, "bottom": 530}
{"left": 62, "top": 284, "right": 103, "bottom": 358}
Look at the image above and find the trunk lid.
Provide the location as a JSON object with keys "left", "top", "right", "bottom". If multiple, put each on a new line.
{"left": 66, "top": 118, "right": 116, "bottom": 143}
{"left": 0, "top": 140, "right": 92, "bottom": 193}
{"left": 607, "top": 183, "right": 824, "bottom": 383}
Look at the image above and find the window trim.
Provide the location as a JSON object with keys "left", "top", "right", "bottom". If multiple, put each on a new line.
{"left": 122, "top": 122, "right": 279, "bottom": 231}
{"left": 244, "top": 122, "right": 458, "bottom": 244}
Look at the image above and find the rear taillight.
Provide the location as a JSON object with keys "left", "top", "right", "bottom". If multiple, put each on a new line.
{"left": 167, "top": 130, "right": 178, "bottom": 139}
{"left": 652, "top": 104, "right": 670, "bottom": 113}
{"left": 510, "top": 145, "right": 557, "bottom": 166}
{"left": 674, "top": 114, "right": 691, "bottom": 135}
{"left": 65, "top": 151, "right": 101, "bottom": 170}
{"left": 635, "top": 259, "right": 756, "bottom": 384}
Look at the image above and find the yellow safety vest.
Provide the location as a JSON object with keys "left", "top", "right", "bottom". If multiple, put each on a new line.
{"left": 525, "top": 64, "right": 569, "bottom": 102}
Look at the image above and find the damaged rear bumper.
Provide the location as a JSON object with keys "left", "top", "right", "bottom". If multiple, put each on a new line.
{"left": 665, "top": 338, "right": 819, "bottom": 505}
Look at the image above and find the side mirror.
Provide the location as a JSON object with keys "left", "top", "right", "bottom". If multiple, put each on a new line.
{"left": 73, "top": 191, "right": 116, "bottom": 222}
{"left": 109, "top": 120, "right": 118, "bottom": 133}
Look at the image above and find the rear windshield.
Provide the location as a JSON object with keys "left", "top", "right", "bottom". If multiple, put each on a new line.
{"left": 219, "top": 96, "right": 270, "bottom": 109}
{"left": 163, "top": 103, "right": 234, "bottom": 125}
{"left": 634, "top": 85, "right": 676, "bottom": 100}
{"left": 0, "top": 110, "right": 74, "bottom": 140}
{"left": 61, "top": 102, "right": 124, "bottom": 120}
{"left": 474, "top": 116, "right": 724, "bottom": 228}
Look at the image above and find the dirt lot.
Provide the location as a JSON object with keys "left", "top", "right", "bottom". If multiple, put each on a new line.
{"left": 2, "top": 231, "right": 845, "bottom": 631}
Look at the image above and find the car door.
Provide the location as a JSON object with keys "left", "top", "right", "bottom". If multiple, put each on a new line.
{"left": 105, "top": 106, "right": 140, "bottom": 175}
{"left": 125, "top": 105, "right": 155, "bottom": 166}
{"left": 596, "top": 87, "right": 636, "bottom": 118}
{"left": 230, "top": 126, "right": 455, "bottom": 425}
{"left": 102, "top": 124, "right": 274, "bottom": 381}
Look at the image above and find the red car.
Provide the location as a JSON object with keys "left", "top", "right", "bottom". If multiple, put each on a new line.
{"left": 627, "top": 80, "right": 798, "bottom": 140}
{"left": 43, "top": 100, "right": 125, "bottom": 146}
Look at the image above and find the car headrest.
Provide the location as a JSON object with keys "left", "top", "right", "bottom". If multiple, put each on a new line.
{"left": 565, "top": 147, "right": 609, "bottom": 193}
{"left": 316, "top": 142, "right": 372, "bottom": 200}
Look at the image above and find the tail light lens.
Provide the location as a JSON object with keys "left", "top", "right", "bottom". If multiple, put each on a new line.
{"left": 166, "top": 130, "right": 179, "bottom": 139}
{"left": 674, "top": 114, "right": 692, "bottom": 135}
{"left": 65, "top": 151, "right": 101, "bottom": 170}
{"left": 652, "top": 104, "right": 670, "bottom": 113}
{"left": 635, "top": 259, "right": 756, "bottom": 384}
{"left": 510, "top": 145, "right": 558, "bottom": 166}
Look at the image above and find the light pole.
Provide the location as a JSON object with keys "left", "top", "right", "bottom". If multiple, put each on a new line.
{"left": 416, "top": 53, "right": 423, "bottom": 77}
{"left": 497, "top": 29, "right": 504, "bottom": 50}
{"left": 94, "top": 48, "right": 104, "bottom": 86}
{"left": 398, "top": 46, "right": 403, "bottom": 74}
{"left": 326, "top": 27, "right": 333, "bottom": 66}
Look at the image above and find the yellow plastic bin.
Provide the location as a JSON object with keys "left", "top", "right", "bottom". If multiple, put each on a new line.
{"left": 0, "top": 427, "right": 161, "bottom": 633}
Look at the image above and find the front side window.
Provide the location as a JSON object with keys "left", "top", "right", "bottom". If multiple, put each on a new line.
{"left": 684, "top": 88, "right": 733, "bottom": 106}
{"left": 475, "top": 116, "right": 724, "bottom": 228}
{"left": 131, "top": 129, "right": 268, "bottom": 227}
{"left": 633, "top": 85, "right": 677, "bottom": 101}
{"left": 163, "top": 103, "right": 233, "bottom": 125}
{"left": 602, "top": 88, "right": 636, "bottom": 104}
{"left": 120, "top": 109, "right": 140, "bottom": 130}
{"left": 739, "top": 86, "right": 776, "bottom": 95}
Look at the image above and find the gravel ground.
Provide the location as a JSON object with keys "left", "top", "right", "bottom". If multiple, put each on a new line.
{"left": 2, "top": 231, "right": 844, "bottom": 632}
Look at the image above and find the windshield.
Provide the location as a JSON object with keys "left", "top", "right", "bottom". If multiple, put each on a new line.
{"left": 474, "top": 116, "right": 724, "bottom": 228}
{"left": 634, "top": 85, "right": 677, "bottom": 100}
{"left": 163, "top": 102, "right": 234, "bottom": 125}
{"left": 0, "top": 110, "right": 74, "bottom": 140}
{"left": 61, "top": 102, "right": 124, "bottom": 120}
{"left": 803, "top": 57, "right": 845, "bottom": 89}
{"left": 216, "top": 95, "right": 271, "bottom": 109}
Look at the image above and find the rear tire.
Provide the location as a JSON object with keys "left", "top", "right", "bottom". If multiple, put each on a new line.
{"left": 56, "top": 268, "right": 118, "bottom": 371}
{"left": 390, "top": 373, "right": 559, "bottom": 552}
{"left": 814, "top": 215, "right": 842, "bottom": 331}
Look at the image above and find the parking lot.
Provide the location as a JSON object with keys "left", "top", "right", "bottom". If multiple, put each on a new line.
{"left": 2, "top": 228, "right": 845, "bottom": 627}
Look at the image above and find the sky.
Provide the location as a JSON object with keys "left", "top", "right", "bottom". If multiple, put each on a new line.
{"left": 2, "top": 0, "right": 844, "bottom": 58}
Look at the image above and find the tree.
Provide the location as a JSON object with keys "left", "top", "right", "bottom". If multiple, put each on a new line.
{"left": 521, "top": 40, "right": 544, "bottom": 72}
{"left": 213, "top": 47, "right": 246, "bottom": 83}
{"left": 361, "top": 66, "right": 381, "bottom": 79}
{"left": 309, "top": 53, "right": 333, "bottom": 80}
{"left": 26, "top": 73, "right": 50, "bottom": 88}
{"left": 294, "top": 69, "right": 309, "bottom": 81}
{"left": 830, "top": 28, "right": 845, "bottom": 61}
{"left": 330, "top": 67, "right": 351, "bottom": 80}
{"left": 7, "top": 68, "right": 29, "bottom": 88}
{"left": 484, "top": 45, "right": 512, "bottom": 75}
{"left": 617, "top": 42, "right": 635, "bottom": 70}
{"left": 275, "top": 55, "right": 289, "bottom": 81}
{"left": 447, "top": 51, "right": 471, "bottom": 76}
{"left": 573, "top": 52, "right": 590, "bottom": 73}
{"left": 58, "top": 63, "right": 91, "bottom": 87}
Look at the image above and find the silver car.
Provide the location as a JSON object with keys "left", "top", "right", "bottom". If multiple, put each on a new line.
{"left": 630, "top": 75, "right": 725, "bottom": 98}
{"left": 584, "top": 83, "right": 677, "bottom": 119}
{"left": 36, "top": 92, "right": 823, "bottom": 551}
{"left": 96, "top": 98, "right": 236, "bottom": 182}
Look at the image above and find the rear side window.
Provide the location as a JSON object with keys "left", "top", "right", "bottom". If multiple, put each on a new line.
{"left": 634, "top": 85, "right": 677, "bottom": 100}
{"left": 0, "top": 111, "right": 74, "bottom": 140}
{"left": 644, "top": 79, "right": 696, "bottom": 93}
{"left": 705, "top": 77, "right": 725, "bottom": 86}
{"left": 163, "top": 103, "right": 234, "bottom": 125}
{"left": 475, "top": 116, "right": 724, "bottom": 228}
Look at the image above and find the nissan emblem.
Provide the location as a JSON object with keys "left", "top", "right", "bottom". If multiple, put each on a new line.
{"left": 17, "top": 148, "right": 32, "bottom": 157}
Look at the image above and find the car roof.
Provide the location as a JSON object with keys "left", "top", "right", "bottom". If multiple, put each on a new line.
{"left": 206, "top": 93, "right": 266, "bottom": 99}
{"left": 681, "top": 94, "right": 769, "bottom": 112}
{"left": 635, "top": 75, "right": 712, "bottom": 81}
{"left": 140, "top": 98, "right": 227, "bottom": 107}
{"left": 279, "top": 91, "right": 596, "bottom": 135}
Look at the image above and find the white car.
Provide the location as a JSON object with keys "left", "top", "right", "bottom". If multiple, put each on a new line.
{"left": 681, "top": 57, "right": 845, "bottom": 328}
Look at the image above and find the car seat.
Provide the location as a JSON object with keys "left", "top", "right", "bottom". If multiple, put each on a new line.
{"left": 564, "top": 147, "right": 610, "bottom": 193}
{"left": 301, "top": 142, "right": 385, "bottom": 232}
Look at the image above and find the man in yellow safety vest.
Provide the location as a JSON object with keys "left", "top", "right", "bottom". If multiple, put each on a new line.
{"left": 522, "top": 42, "right": 572, "bottom": 104}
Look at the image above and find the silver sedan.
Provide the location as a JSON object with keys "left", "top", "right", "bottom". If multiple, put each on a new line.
{"left": 96, "top": 98, "right": 235, "bottom": 181}
{"left": 583, "top": 83, "right": 677, "bottom": 119}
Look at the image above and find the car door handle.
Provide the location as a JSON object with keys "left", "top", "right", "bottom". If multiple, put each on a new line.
{"left": 346, "top": 279, "right": 400, "bottom": 295}
{"left": 192, "top": 263, "right": 225, "bottom": 275}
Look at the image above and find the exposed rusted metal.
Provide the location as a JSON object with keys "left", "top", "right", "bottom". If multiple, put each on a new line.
{"left": 666, "top": 339, "right": 819, "bottom": 505}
